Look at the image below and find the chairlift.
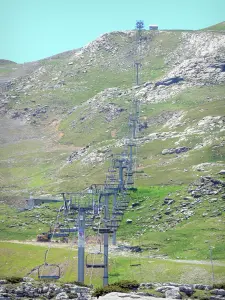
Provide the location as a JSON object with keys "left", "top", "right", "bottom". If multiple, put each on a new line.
{"left": 38, "top": 250, "right": 61, "bottom": 279}
{"left": 92, "top": 227, "right": 114, "bottom": 234}
{"left": 59, "top": 227, "right": 77, "bottom": 233}
{"left": 105, "top": 220, "right": 119, "bottom": 230}
{"left": 86, "top": 253, "right": 106, "bottom": 268}
{"left": 115, "top": 205, "right": 127, "bottom": 210}
{"left": 111, "top": 215, "right": 123, "bottom": 222}
{"left": 51, "top": 232, "right": 69, "bottom": 238}
{"left": 119, "top": 201, "right": 128, "bottom": 206}
{"left": 38, "top": 263, "right": 61, "bottom": 279}
{"left": 113, "top": 211, "right": 124, "bottom": 216}
{"left": 108, "top": 167, "right": 116, "bottom": 173}
{"left": 114, "top": 206, "right": 125, "bottom": 210}
{"left": 50, "top": 227, "right": 69, "bottom": 238}
{"left": 126, "top": 179, "right": 134, "bottom": 185}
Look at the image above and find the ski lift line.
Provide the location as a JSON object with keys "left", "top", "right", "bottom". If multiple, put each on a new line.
{"left": 28, "top": 21, "right": 142, "bottom": 285}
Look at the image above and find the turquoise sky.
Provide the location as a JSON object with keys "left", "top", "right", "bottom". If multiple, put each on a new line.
{"left": 1, "top": 0, "right": 224, "bottom": 63}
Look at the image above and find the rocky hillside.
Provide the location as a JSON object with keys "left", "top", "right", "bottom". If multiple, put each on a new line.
{"left": 0, "top": 28, "right": 225, "bottom": 203}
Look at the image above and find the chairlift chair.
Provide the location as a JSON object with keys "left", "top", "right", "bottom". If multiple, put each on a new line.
{"left": 38, "top": 251, "right": 61, "bottom": 280}
{"left": 119, "top": 201, "right": 129, "bottom": 205}
{"left": 38, "top": 263, "right": 61, "bottom": 279}
{"left": 111, "top": 215, "right": 123, "bottom": 222}
{"left": 51, "top": 232, "right": 69, "bottom": 238}
{"left": 92, "top": 227, "right": 114, "bottom": 234}
{"left": 59, "top": 226, "right": 78, "bottom": 233}
{"left": 113, "top": 211, "right": 124, "bottom": 216}
{"left": 86, "top": 253, "right": 106, "bottom": 268}
{"left": 105, "top": 220, "right": 119, "bottom": 230}
{"left": 116, "top": 205, "right": 127, "bottom": 210}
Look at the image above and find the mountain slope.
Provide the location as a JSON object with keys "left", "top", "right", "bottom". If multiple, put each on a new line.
{"left": 203, "top": 21, "right": 225, "bottom": 31}
{"left": 0, "top": 29, "right": 224, "bottom": 203}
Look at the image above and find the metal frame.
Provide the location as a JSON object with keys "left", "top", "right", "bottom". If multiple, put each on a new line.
{"left": 86, "top": 253, "right": 106, "bottom": 269}
{"left": 38, "top": 263, "right": 61, "bottom": 280}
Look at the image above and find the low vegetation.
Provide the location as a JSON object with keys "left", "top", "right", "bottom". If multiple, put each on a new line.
{"left": 92, "top": 280, "right": 139, "bottom": 298}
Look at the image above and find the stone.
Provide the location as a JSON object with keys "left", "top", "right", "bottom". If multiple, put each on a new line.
{"left": 155, "top": 76, "right": 184, "bottom": 87}
{"left": 42, "top": 285, "right": 49, "bottom": 293}
{"left": 218, "top": 170, "right": 225, "bottom": 175}
{"left": 179, "top": 285, "right": 194, "bottom": 296}
{"left": 162, "top": 147, "right": 190, "bottom": 155}
{"left": 56, "top": 291, "right": 69, "bottom": 299}
{"left": 193, "top": 284, "right": 205, "bottom": 290}
{"left": 165, "top": 288, "right": 181, "bottom": 299}
{"left": 139, "top": 283, "right": 154, "bottom": 289}
{"left": 132, "top": 202, "right": 140, "bottom": 208}
{"left": 126, "top": 219, "right": 132, "bottom": 224}
{"left": 22, "top": 277, "right": 34, "bottom": 282}
{"left": 211, "top": 289, "right": 225, "bottom": 296}
{"left": 97, "top": 292, "right": 167, "bottom": 299}
{"left": 0, "top": 294, "right": 11, "bottom": 299}
{"left": 164, "top": 198, "right": 175, "bottom": 205}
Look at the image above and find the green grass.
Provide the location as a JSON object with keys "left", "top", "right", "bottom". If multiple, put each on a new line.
{"left": 0, "top": 202, "right": 64, "bottom": 240}
{"left": 0, "top": 242, "right": 225, "bottom": 286}
{"left": 116, "top": 186, "right": 225, "bottom": 260}
{"left": 0, "top": 183, "right": 224, "bottom": 286}
{"left": 1, "top": 184, "right": 224, "bottom": 262}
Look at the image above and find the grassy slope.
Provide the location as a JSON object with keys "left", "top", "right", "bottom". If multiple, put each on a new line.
{"left": 117, "top": 186, "right": 225, "bottom": 260}
{"left": 1, "top": 242, "right": 225, "bottom": 285}
{"left": 1, "top": 182, "right": 224, "bottom": 261}
{"left": 203, "top": 21, "right": 225, "bottom": 31}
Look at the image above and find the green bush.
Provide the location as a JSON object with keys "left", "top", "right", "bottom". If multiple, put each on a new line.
{"left": 113, "top": 280, "right": 139, "bottom": 290}
{"left": 213, "top": 282, "right": 225, "bottom": 289}
{"left": 128, "top": 187, "right": 138, "bottom": 192}
{"left": 93, "top": 285, "right": 126, "bottom": 298}
{"left": 92, "top": 280, "right": 139, "bottom": 298}
{"left": 5, "top": 276, "right": 23, "bottom": 283}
